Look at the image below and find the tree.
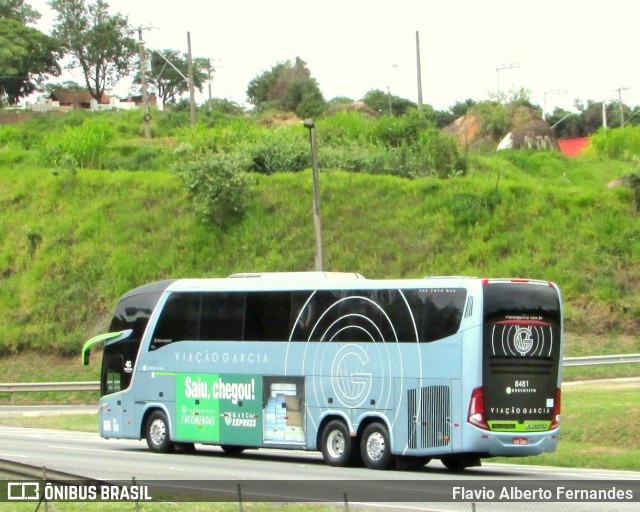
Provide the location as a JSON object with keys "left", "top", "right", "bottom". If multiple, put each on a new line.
{"left": 0, "top": 17, "right": 61, "bottom": 105}
{"left": 361, "top": 89, "right": 416, "bottom": 116}
{"left": 49, "top": 0, "right": 136, "bottom": 101}
{"left": 133, "top": 49, "right": 208, "bottom": 105}
{"left": 0, "top": 0, "right": 40, "bottom": 23}
{"left": 246, "top": 57, "right": 325, "bottom": 117}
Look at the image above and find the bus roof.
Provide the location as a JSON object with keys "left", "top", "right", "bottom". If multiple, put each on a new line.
{"left": 228, "top": 271, "right": 365, "bottom": 280}
{"left": 162, "top": 273, "right": 486, "bottom": 293}
{"left": 117, "top": 279, "right": 177, "bottom": 301}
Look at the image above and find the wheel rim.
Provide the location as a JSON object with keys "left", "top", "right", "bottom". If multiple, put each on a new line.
{"left": 326, "top": 430, "right": 345, "bottom": 459}
{"left": 150, "top": 418, "right": 166, "bottom": 446}
{"left": 365, "top": 431, "right": 386, "bottom": 461}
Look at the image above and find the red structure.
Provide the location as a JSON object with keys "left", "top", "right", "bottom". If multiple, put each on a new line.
{"left": 558, "top": 138, "right": 590, "bottom": 157}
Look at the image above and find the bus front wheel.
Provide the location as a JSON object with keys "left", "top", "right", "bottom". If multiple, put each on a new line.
{"left": 145, "top": 410, "right": 173, "bottom": 453}
{"left": 360, "top": 422, "right": 393, "bottom": 470}
{"left": 320, "top": 420, "right": 353, "bottom": 467}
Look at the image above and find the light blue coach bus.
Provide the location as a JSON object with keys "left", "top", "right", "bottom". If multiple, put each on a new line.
{"left": 82, "top": 272, "right": 563, "bottom": 471}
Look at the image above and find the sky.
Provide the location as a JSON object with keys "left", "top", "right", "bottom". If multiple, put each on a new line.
{"left": 26, "top": 0, "right": 640, "bottom": 114}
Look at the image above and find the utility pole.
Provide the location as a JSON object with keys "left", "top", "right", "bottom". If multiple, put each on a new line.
{"left": 208, "top": 59, "right": 213, "bottom": 103}
{"left": 303, "top": 119, "right": 323, "bottom": 271}
{"left": 614, "top": 87, "right": 629, "bottom": 126}
{"left": 138, "top": 28, "right": 151, "bottom": 138}
{"left": 415, "top": 30, "right": 423, "bottom": 109}
{"left": 495, "top": 62, "right": 521, "bottom": 98}
{"left": 187, "top": 31, "right": 197, "bottom": 126}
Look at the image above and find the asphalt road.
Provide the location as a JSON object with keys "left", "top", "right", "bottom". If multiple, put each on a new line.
{"left": 0, "top": 425, "right": 639, "bottom": 511}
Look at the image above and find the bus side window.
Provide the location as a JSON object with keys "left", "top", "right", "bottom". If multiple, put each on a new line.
{"left": 101, "top": 355, "right": 123, "bottom": 395}
{"left": 244, "top": 292, "right": 293, "bottom": 341}
{"left": 150, "top": 292, "right": 201, "bottom": 350}
{"left": 200, "top": 292, "right": 245, "bottom": 341}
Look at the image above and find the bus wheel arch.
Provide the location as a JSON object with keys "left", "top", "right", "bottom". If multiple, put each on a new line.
{"left": 144, "top": 409, "right": 174, "bottom": 453}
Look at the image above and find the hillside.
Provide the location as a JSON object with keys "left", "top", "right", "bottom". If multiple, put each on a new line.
{"left": 1, "top": 148, "right": 638, "bottom": 360}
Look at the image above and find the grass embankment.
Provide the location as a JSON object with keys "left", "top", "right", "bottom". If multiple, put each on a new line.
{"left": 1, "top": 153, "right": 639, "bottom": 356}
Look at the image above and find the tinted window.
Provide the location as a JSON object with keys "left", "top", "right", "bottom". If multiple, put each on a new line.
{"left": 244, "top": 292, "right": 293, "bottom": 341}
{"left": 109, "top": 292, "right": 162, "bottom": 340}
{"left": 290, "top": 289, "right": 466, "bottom": 343}
{"left": 149, "top": 287, "right": 467, "bottom": 347}
{"left": 417, "top": 289, "right": 467, "bottom": 342}
{"left": 200, "top": 292, "right": 245, "bottom": 341}
{"left": 483, "top": 283, "right": 561, "bottom": 324}
{"left": 150, "top": 293, "right": 200, "bottom": 350}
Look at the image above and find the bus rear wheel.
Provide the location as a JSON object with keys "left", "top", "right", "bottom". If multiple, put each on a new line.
{"left": 441, "top": 455, "right": 481, "bottom": 472}
{"left": 320, "top": 420, "right": 353, "bottom": 467}
{"left": 360, "top": 422, "right": 393, "bottom": 470}
{"left": 221, "top": 445, "right": 245, "bottom": 455}
{"left": 396, "top": 455, "right": 431, "bottom": 470}
{"left": 145, "top": 410, "right": 173, "bottom": 453}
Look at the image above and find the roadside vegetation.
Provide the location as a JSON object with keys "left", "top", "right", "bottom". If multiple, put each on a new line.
{"left": 1, "top": 108, "right": 639, "bottom": 358}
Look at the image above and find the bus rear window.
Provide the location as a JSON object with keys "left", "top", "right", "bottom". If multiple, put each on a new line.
{"left": 483, "top": 282, "right": 560, "bottom": 325}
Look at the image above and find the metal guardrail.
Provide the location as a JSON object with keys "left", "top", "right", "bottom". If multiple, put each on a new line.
{"left": 0, "top": 354, "right": 638, "bottom": 402}
{"left": 0, "top": 381, "right": 99, "bottom": 393}
{"left": 562, "top": 353, "right": 640, "bottom": 367}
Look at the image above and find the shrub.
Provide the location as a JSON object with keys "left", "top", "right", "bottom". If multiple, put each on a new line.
{"left": 245, "top": 127, "right": 309, "bottom": 174}
{"left": 373, "top": 109, "right": 433, "bottom": 147}
{"left": 175, "top": 120, "right": 261, "bottom": 155}
{"left": 37, "top": 121, "right": 114, "bottom": 169}
{"left": 590, "top": 126, "right": 640, "bottom": 160}
{"left": 449, "top": 190, "right": 502, "bottom": 227}
{"left": 104, "top": 145, "right": 172, "bottom": 171}
{"left": 174, "top": 151, "right": 254, "bottom": 225}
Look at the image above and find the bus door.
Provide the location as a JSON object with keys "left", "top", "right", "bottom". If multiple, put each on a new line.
{"left": 100, "top": 354, "right": 126, "bottom": 437}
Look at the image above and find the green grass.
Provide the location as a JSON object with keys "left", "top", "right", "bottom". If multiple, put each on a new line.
{"left": 2, "top": 152, "right": 639, "bottom": 356}
{"left": 0, "top": 413, "right": 97, "bottom": 431}
{"left": 493, "top": 384, "right": 640, "bottom": 471}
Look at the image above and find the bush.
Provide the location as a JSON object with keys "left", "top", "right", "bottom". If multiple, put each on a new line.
{"left": 590, "top": 126, "right": 640, "bottom": 160}
{"left": 175, "top": 120, "right": 261, "bottom": 155}
{"left": 373, "top": 109, "right": 433, "bottom": 147}
{"left": 317, "top": 112, "right": 377, "bottom": 146}
{"left": 37, "top": 121, "right": 114, "bottom": 169}
{"left": 104, "top": 144, "right": 172, "bottom": 171}
{"left": 245, "top": 127, "right": 309, "bottom": 174}
{"left": 174, "top": 151, "right": 254, "bottom": 225}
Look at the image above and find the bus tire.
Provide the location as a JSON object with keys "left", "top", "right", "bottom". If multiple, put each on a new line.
{"left": 174, "top": 442, "right": 196, "bottom": 454}
{"left": 441, "top": 455, "right": 481, "bottom": 472}
{"left": 360, "top": 422, "right": 393, "bottom": 470}
{"left": 145, "top": 410, "right": 173, "bottom": 453}
{"left": 221, "top": 445, "right": 245, "bottom": 455}
{"left": 320, "top": 420, "right": 353, "bottom": 467}
{"left": 396, "top": 455, "right": 431, "bottom": 470}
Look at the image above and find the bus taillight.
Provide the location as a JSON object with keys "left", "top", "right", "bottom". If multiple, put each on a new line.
{"left": 468, "top": 387, "right": 489, "bottom": 430}
{"left": 550, "top": 388, "right": 561, "bottom": 430}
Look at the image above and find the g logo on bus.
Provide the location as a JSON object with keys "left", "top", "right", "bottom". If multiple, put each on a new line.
{"left": 331, "top": 345, "right": 372, "bottom": 408}
{"left": 513, "top": 327, "right": 534, "bottom": 356}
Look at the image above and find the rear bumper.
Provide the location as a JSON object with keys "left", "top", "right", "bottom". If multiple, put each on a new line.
{"left": 465, "top": 426, "right": 559, "bottom": 456}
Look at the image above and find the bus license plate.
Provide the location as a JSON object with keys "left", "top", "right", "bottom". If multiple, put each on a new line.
{"left": 512, "top": 437, "right": 529, "bottom": 445}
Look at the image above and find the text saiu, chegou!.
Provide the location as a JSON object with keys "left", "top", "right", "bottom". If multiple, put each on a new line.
{"left": 212, "top": 377, "right": 256, "bottom": 405}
